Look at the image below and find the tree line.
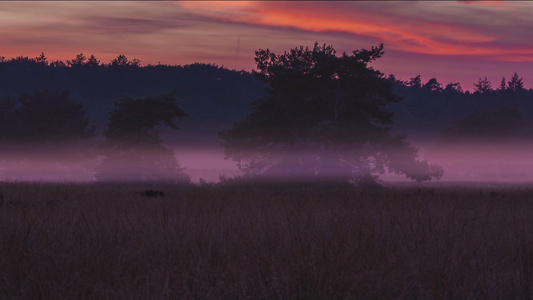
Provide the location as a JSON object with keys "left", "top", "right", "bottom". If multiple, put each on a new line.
{"left": 1, "top": 52, "right": 142, "bottom": 68}
{"left": 1, "top": 50, "right": 530, "bottom": 144}
{"left": 1, "top": 44, "right": 532, "bottom": 185}
{"left": 387, "top": 71, "right": 533, "bottom": 141}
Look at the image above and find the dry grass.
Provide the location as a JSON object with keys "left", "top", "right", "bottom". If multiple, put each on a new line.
{"left": 0, "top": 181, "right": 533, "bottom": 299}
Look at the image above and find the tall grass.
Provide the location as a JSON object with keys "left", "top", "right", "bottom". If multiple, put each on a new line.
{"left": 0, "top": 181, "right": 533, "bottom": 299}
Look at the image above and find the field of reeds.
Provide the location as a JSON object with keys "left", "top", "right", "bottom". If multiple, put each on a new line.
{"left": 1, "top": 180, "right": 533, "bottom": 299}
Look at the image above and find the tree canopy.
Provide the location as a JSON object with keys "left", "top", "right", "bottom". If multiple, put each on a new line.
{"left": 219, "top": 43, "right": 443, "bottom": 185}
{"left": 15, "top": 90, "right": 95, "bottom": 143}
{"left": 0, "top": 90, "right": 95, "bottom": 148}
{"left": 507, "top": 72, "right": 525, "bottom": 92}
{"left": 0, "top": 90, "right": 97, "bottom": 175}
{"left": 96, "top": 91, "right": 190, "bottom": 183}
{"left": 473, "top": 77, "right": 493, "bottom": 94}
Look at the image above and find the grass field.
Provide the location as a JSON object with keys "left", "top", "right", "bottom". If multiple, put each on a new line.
{"left": 1, "top": 181, "right": 533, "bottom": 299}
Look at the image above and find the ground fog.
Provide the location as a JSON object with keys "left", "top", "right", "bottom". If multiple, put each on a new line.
{"left": 1, "top": 140, "right": 533, "bottom": 184}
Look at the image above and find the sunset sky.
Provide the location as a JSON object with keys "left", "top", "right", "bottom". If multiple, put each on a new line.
{"left": 2, "top": 1, "right": 533, "bottom": 90}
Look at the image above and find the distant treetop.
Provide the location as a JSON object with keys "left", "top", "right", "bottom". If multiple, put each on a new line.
{"left": 0, "top": 53, "right": 143, "bottom": 68}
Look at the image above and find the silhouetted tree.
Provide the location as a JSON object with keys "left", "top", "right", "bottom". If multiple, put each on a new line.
{"left": 96, "top": 91, "right": 190, "bottom": 183}
{"left": 219, "top": 43, "right": 443, "bottom": 185}
{"left": 15, "top": 90, "right": 95, "bottom": 143}
{"left": 407, "top": 75, "right": 422, "bottom": 88}
{"left": 131, "top": 58, "right": 141, "bottom": 67}
{"left": 86, "top": 55, "right": 101, "bottom": 67}
{"left": 498, "top": 77, "right": 507, "bottom": 91}
{"left": 0, "top": 90, "right": 96, "bottom": 171}
{"left": 424, "top": 78, "right": 443, "bottom": 92}
{"left": 473, "top": 77, "right": 492, "bottom": 94}
{"left": 35, "top": 52, "right": 48, "bottom": 66}
{"left": 444, "top": 82, "right": 463, "bottom": 94}
{"left": 508, "top": 72, "right": 524, "bottom": 92}
{"left": 68, "top": 53, "right": 87, "bottom": 67}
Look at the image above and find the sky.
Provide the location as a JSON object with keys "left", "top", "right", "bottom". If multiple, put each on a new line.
{"left": 1, "top": 1, "right": 533, "bottom": 90}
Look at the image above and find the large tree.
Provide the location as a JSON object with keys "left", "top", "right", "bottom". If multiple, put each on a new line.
{"left": 0, "top": 90, "right": 97, "bottom": 179}
{"left": 0, "top": 90, "right": 95, "bottom": 159}
{"left": 96, "top": 91, "right": 190, "bottom": 183}
{"left": 15, "top": 90, "right": 95, "bottom": 143}
{"left": 219, "top": 43, "right": 443, "bottom": 185}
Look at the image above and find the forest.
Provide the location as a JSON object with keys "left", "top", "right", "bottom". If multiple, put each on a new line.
{"left": 2, "top": 52, "right": 531, "bottom": 141}
{"left": 1, "top": 46, "right": 532, "bottom": 184}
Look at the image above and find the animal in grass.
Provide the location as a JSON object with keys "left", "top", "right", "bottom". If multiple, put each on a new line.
{"left": 139, "top": 190, "right": 165, "bottom": 198}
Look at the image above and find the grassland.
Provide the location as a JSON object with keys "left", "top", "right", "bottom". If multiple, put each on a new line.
{"left": 0, "top": 181, "right": 533, "bottom": 299}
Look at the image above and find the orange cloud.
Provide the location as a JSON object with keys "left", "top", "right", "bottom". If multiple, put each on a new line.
{"left": 178, "top": 1, "right": 533, "bottom": 61}
{"left": 460, "top": 0, "right": 508, "bottom": 8}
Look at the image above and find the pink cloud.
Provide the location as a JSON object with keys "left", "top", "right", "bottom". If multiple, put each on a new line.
{"left": 178, "top": 1, "right": 533, "bottom": 61}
